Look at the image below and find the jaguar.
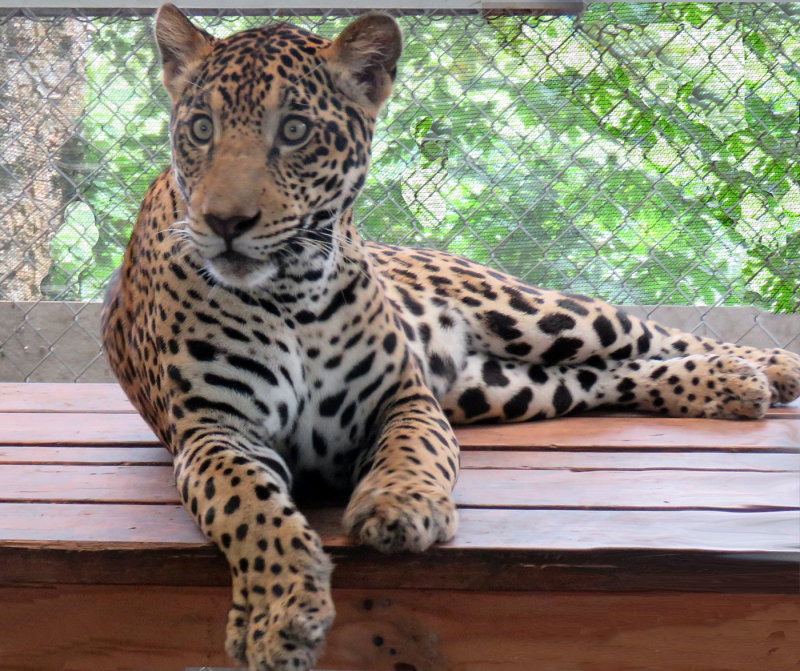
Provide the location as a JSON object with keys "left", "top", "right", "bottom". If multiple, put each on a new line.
{"left": 101, "top": 5, "right": 800, "bottom": 670}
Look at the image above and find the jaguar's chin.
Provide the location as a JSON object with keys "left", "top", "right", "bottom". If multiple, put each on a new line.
{"left": 205, "top": 251, "right": 278, "bottom": 289}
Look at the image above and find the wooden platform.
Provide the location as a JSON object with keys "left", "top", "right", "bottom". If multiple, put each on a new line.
{"left": 0, "top": 382, "right": 798, "bottom": 671}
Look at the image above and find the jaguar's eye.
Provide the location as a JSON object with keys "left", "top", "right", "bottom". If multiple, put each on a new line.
{"left": 280, "top": 115, "right": 310, "bottom": 145}
{"left": 190, "top": 115, "right": 214, "bottom": 143}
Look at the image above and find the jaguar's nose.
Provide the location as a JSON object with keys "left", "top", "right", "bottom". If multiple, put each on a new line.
{"left": 204, "top": 211, "right": 260, "bottom": 245}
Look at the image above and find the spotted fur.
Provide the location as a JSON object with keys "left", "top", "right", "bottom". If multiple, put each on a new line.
{"left": 101, "top": 6, "right": 800, "bottom": 670}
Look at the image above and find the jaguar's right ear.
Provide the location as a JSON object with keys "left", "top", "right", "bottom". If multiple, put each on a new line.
{"left": 155, "top": 3, "right": 215, "bottom": 102}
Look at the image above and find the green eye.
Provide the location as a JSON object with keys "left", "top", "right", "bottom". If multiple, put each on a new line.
{"left": 280, "top": 115, "right": 310, "bottom": 144}
{"left": 190, "top": 115, "right": 214, "bottom": 143}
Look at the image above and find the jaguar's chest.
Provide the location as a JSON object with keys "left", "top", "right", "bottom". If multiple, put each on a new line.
{"left": 170, "top": 272, "right": 404, "bottom": 488}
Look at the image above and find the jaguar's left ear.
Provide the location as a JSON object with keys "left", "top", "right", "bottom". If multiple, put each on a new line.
{"left": 325, "top": 14, "right": 402, "bottom": 109}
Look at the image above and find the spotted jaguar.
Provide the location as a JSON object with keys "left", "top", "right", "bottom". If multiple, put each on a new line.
{"left": 101, "top": 5, "right": 800, "bottom": 670}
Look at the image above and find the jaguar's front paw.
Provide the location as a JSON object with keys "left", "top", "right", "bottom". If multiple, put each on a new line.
{"left": 343, "top": 484, "right": 457, "bottom": 553}
{"left": 224, "top": 527, "right": 335, "bottom": 671}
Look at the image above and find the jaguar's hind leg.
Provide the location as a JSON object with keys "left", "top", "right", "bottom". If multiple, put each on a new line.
{"left": 442, "top": 353, "right": 771, "bottom": 423}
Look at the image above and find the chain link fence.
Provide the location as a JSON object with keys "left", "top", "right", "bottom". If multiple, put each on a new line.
{"left": 1, "top": 2, "right": 799, "bottom": 381}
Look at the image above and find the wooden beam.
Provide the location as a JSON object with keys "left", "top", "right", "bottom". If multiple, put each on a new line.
{"left": 0, "top": 585, "right": 797, "bottom": 671}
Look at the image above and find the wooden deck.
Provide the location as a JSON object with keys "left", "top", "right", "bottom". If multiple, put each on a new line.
{"left": 0, "top": 382, "right": 798, "bottom": 671}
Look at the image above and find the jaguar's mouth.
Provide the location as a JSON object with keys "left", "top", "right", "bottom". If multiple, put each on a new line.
{"left": 205, "top": 249, "right": 277, "bottom": 288}
{"left": 216, "top": 249, "right": 252, "bottom": 264}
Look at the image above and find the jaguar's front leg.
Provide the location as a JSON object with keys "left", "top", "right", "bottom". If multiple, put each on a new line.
{"left": 173, "top": 430, "right": 334, "bottom": 671}
{"left": 343, "top": 382, "right": 460, "bottom": 553}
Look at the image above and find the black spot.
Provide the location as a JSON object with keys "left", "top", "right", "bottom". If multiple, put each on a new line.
{"left": 503, "top": 387, "right": 533, "bottom": 420}
{"left": 538, "top": 313, "right": 576, "bottom": 335}
{"left": 541, "top": 337, "right": 583, "bottom": 365}
{"left": 552, "top": 384, "right": 573, "bottom": 415}
{"left": 577, "top": 369, "right": 597, "bottom": 391}
{"left": 650, "top": 365, "right": 668, "bottom": 380}
{"left": 398, "top": 287, "right": 425, "bottom": 316}
{"left": 169, "top": 262, "right": 187, "bottom": 280}
{"left": 345, "top": 351, "right": 376, "bottom": 382}
{"left": 340, "top": 401, "right": 357, "bottom": 427}
{"left": 592, "top": 315, "right": 617, "bottom": 347}
{"left": 312, "top": 430, "right": 327, "bottom": 457}
{"left": 617, "top": 377, "right": 636, "bottom": 392}
{"left": 186, "top": 339, "right": 218, "bottom": 361}
{"left": 458, "top": 388, "right": 490, "bottom": 419}
{"left": 320, "top": 390, "right": 347, "bottom": 416}
{"left": 486, "top": 310, "right": 523, "bottom": 341}
{"left": 482, "top": 359, "right": 510, "bottom": 387}
{"left": 277, "top": 402, "right": 289, "bottom": 426}
{"left": 226, "top": 354, "right": 279, "bottom": 385}
{"left": 616, "top": 309, "right": 633, "bottom": 334}
{"left": 528, "top": 365, "right": 549, "bottom": 384}
{"left": 504, "top": 287, "right": 539, "bottom": 315}
{"left": 685, "top": 360, "right": 696, "bottom": 371}
{"left": 418, "top": 323, "right": 431, "bottom": 344}
{"left": 555, "top": 298, "right": 589, "bottom": 316}
{"left": 505, "top": 342, "right": 532, "bottom": 357}
{"left": 610, "top": 344, "right": 633, "bottom": 360}
{"left": 204, "top": 478, "right": 215, "bottom": 500}
{"left": 429, "top": 353, "right": 446, "bottom": 376}
{"left": 383, "top": 332, "right": 397, "bottom": 354}
{"left": 224, "top": 495, "right": 241, "bottom": 515}
{"left": 673, "top": 339, "right": 689, "bottom": 353}
{"left": 222, "top": 326, "right": 249, "bottom": 342}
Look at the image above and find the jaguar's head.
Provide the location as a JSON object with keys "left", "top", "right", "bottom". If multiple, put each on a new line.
{"left": 155, "top": 4, "right": 401, "bottom": 288}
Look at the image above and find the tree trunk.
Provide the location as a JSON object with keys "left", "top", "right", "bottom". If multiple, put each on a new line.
{"left": 0, "top": 15, "right": 88, "bottom": 300}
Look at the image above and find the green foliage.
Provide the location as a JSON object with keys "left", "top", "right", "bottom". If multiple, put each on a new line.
{"left": 44, "top": 4, "right": 800, "bottom": 313}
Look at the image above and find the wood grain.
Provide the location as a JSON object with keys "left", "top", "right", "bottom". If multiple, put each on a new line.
{"left": 1, "top": 462, "right": 795, "bottom": 510}
{"left": 455, "top": 416, "right": 800, "bottom": 451}
{"left": 459, "top": 449, "right": 800, "bottom": 471}
{"left": 1, "top": 445, "right": 796, "bottom": 471}
{"left": 0, "top": 585, "right": 797, "bottom": 671}
{"left": 0, "top": 383, "right": 134, "bottom": 413}
{"left": 0, "top": 413, "right": 158, "bottom": 445}
{"left": 0, "top": 446, "right": 172, "bottom": 465}
{"left": 3, "top": 410, "right": 799, "bottom": 451}
{"left": 2, "top": 503, "right": 797, "bottom": 553}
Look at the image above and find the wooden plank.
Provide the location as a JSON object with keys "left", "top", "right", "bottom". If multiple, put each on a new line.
{"left": 460, "top": 450, "right": 800, "bottom": 472}
{"left": 0, "top": 413, "right": 158, "bottom": 445}
{"left": 1, "top": 445, "right": 795, "bottom": 472}
{"left": 2, "top": 382, "right": 798, "bottom": 417}
{"left": 0, "top": 383, "right": 134, "bottom": 413}
{"left": 1, "top": 503, "right": 797, "bottom": 554}
{"left": 0, "top": 463, "right": 796, "bottom": 510}
{"left": 3, "top": 410, "right": 799, "bottom": 451}
{"left": 452, "top": 469, "right": 799, "bottom": 510}
{"left": 0, "top": 585, "right": 797, "bottom": 671}
{"left": 0, "top": 446, "right": 172, "bottom": 465}
{"left": 1, "top": 506, "right": 796, "bottom": 592}
{"left": 0, "top": 465, "right": 177, "bottom": 503}
{"left": 454, "top": 416, "right": 800, "bottom": 452}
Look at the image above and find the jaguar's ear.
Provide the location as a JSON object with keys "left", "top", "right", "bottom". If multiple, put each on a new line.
{"left": 155, "top": 3, "right": 215, "bottom": 102}
{"left": 325, "top": 13, "right": 402, "bottom": 109}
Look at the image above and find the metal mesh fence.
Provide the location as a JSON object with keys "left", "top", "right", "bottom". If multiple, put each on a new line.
{"left": 1, "top": 2, "right": 799, "bottom": 381}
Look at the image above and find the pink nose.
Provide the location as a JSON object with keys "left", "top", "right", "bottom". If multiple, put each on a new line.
{"left": 204, "top": 211, "right": 260, "bottom": 245}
